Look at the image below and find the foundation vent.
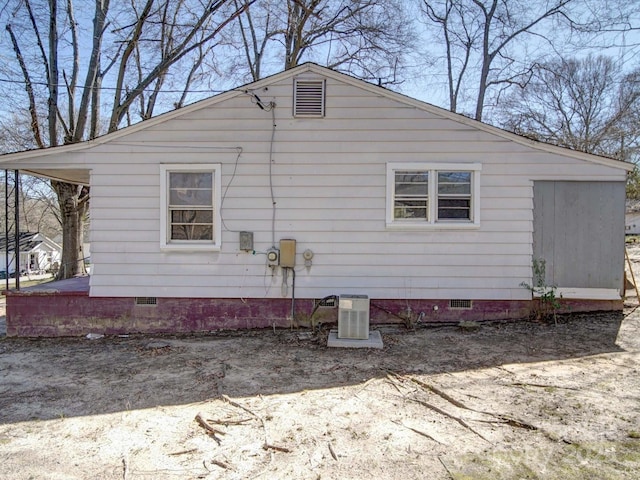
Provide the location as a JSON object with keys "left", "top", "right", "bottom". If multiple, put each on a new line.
{"left": 135, "top": 297, "right": 158, "bottom": 306}
{"left": 449, "top": 299, "right": 472, "bottom": 310}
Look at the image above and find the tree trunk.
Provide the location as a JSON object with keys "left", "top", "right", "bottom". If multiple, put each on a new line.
{"left": 52, "top": 181, "right": 88, "bottom": 279}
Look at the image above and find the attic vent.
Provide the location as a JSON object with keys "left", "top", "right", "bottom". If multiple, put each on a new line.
{"left": 294, "top": 79, "right": 325, "bottom": 117}
{"left": 135, "top": 297, "right": 157, "bottom": 306}
{"left": 449, "top": 299, "right": 472, "bottom": 310}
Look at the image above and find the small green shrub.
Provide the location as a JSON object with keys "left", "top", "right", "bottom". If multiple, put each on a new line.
{"left": 520, "top": 258, "right": 562, "bottom": 323}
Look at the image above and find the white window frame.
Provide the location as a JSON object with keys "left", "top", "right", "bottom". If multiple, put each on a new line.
{"left": 160, "top": 164, "right": 222, "bottom": 251}
{"left": 386, "top": 162, "right": 481, "bottom": 229}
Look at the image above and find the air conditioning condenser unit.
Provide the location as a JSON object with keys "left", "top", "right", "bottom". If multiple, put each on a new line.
{"left": 338, "top": 294, "right": 369, "bottom": 340}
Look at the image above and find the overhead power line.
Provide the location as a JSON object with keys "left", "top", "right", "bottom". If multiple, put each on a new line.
{"left": 0, "top": 76, "right": 228, "bottom": 94}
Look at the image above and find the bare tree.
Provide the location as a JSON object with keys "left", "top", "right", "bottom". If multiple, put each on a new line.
{"left": 225, "top": 0, "right": 414, "bottom": 84}
{"left": 497, "top": 55, "right": 640, "bottom": 162}
{"left": 422, "top": 0, "right": 572, "bottom": 121}
{"left": 2, "top": 0, "right": 251, "bottom": 279}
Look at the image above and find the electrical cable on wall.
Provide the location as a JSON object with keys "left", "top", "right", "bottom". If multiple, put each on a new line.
{"left": 243, "top": 89, "right": 278, "bottom": 248}
{"left": 268, "top": 103, "right": 277, "bottom": 247}
{"left": 219, "top": 146, "right": 244, "bottom": 233}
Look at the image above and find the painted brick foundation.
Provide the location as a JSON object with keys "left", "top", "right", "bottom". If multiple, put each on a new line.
{"left": 4, "top": 288, "right": 623, "bottom": 337}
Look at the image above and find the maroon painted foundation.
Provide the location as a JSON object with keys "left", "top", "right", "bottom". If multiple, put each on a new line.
{"left": 3, "top": 278, "right": 623, "bottom": 337}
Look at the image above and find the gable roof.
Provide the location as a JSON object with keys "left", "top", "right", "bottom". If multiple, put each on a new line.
{"left": 0, "top": 63, "right": 634, "bottom": 184}
{"left": 0, "top": 232, "right": 61, "bottom": 252}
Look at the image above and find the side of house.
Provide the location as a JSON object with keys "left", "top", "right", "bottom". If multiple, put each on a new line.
{"left": 0, "top": 64, "right": 631, "bottom": 335}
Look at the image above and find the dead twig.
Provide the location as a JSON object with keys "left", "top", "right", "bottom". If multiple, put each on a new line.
{"left": 327, "top": 442, "right": 338, "bottom": 461}
{"left": 393, "top": 420, "right": 445, "bottom": 445}
{"left": 168, "top": 448, "right": 198, "bottom": 456}
{"left": 195, "top": 413, "right": 225, "bottom": 445}
{"left": 385, "top": 373, "right": 405, "bottom": 394}
{"left": 207, "top": 417, "right": 252, "bottom": 426}
{"left": 438, "top": 455, "right": 455, "bottom": 480}
{"left": 262, "top": 443, "right": 291, "bottom": 453}
{"left": 394, "top": 373, "right": 539, "bottom": 432}
{"left": 508, "top": 382, "right": 580, "bottom": 391}
{"left": 211, "top": 459, "right": 231, "bottom": 470}
{"left": 221, "top": 395, "right": 269, "bottom": 445}
{"left": 407, "top": 376, "right": 471, "bottom": 410}
{"left": 408, "top": 397, "right": 492, "bottom": 443}
{"left": 122, "top": 457, "right": 128, "bottom": 480}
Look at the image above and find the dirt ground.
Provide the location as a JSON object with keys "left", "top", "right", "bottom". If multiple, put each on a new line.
{"left": 1, "top": 254, "right": 640, "bottom": 479}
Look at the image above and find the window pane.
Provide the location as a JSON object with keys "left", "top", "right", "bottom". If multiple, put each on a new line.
{"left": 171, "top": 225, "right": 213, "bottom": 240}
{"left": 395, "top": 199, "right": 428, "bottom": 219}
{"left": 169, "top": 172, "right": 212, "bottom": 206}
{"left": 170, "top": 172, "right": 212, "bottom": 189}
{"left": 438, "top": 171, "right": 471, "bottom": 194}
{"left": 395, "top": 171, "right": 428, "bottom": 196}
{"left": 170, "top": 209, "right": 214, "bottom": 240}
{"left": 171, "top": 210, "right": 213, "bottom": 223}
{"left": 438, "top": 198, "right": 471, "bottom": 220}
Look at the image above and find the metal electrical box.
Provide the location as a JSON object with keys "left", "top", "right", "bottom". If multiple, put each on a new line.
{"left": 279, "top": 239, "right": 296, "bottom": 268}
{"left": 239, "top": 231, "right": 254, "bottom": 251}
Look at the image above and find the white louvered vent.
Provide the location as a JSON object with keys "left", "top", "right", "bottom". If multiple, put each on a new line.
{"left": 338, "top": 295, "right": 369, "bottom": 340}
{"left": 294, "top": 79, "right": 325, "bottom": 117}
{"left": 449, "top": 299, "right": 472, "bottom": 310}
{"left": 135, "top": 297, "right": 157, "bottom": 306}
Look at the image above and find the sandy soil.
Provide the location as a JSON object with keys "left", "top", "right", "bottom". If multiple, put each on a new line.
{"left": 1, "top": 252, "right": 640, "bottom": 479}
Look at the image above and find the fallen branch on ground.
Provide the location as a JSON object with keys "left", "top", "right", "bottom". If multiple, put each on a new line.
{"left": 195, "top": 413, "right": 225, "bottom": 445}
{"left": 168, "top": 448, "right": 198, "bottom": 456}
{"left": 328, "top": 442, "right": 338, "bottom": 461}
{"left": 393, "top": 420, "right": 445, "bottom": 445}
{"left": 408, "top": 397, "right": 492, "bottom": 443}
{"left": 263, "top": 443, "right": 291, "bottom": 453}
{"left": 211, "top": 459, "right": 231, "bottom": 470}
{"left": 207, "top": 417, "right": 253, "bottom": 426}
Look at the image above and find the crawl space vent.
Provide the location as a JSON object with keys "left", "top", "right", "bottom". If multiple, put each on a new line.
{"left": 294, "top": 79, "right": 325, "bottom": 117}
{"left": 449, "top": 299, "right": 472, "bottom": 310}
{"left": 135, "top": 297, "right": 157, "bottom": 306}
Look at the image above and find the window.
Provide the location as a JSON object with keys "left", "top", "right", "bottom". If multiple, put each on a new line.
{"left": 160, "top": 164, "right": 221, "bottom": 250}
{"left": 386, "top": 163, "right": 481, "bottom": 228}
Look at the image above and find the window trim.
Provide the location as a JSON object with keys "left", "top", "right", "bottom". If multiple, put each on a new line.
{"left": 386, "top": 162, "right": 481, "bottom": 229}
{"left": 160, "top": 164, "right": 222, "bottom": 251}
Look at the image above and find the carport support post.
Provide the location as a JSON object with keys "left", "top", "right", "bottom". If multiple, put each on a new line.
{"left": 4, "top": 169, "right": 8, "bottom": 291}
{"left": 14, "top": 170, "right": 19, "bottom": 290}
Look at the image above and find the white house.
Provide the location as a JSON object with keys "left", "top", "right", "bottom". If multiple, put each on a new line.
{"left": 0, "top": 232, "right": 61, "bottom": 276}
{"left": 0, "top": 64, "right": 632, "bottom": 336}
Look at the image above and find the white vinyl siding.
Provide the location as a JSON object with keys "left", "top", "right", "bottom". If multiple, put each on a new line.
{"left": 386, "top": 163, "right": 481, "bottom": 229}
{"left": 159, "top": 164, "right": 221, "bottom": 251}
{"left": 4, "top": 67, "right": 627, "bottom": 301}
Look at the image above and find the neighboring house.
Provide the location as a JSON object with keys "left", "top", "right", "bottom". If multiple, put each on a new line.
{"left": 626, "top": 213, "right": 640, "bottom": 235}
{"left": 626, "top": 201, "right": 640, "bottom": 235}
{"left": 0, "top": 232, "right": 61, "bottom": 276}
{"left": 0, "top": 64, "right": 633, "bottom": 336}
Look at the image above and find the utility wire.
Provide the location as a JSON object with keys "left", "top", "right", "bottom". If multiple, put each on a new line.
{"left": 0, "top": 76, "right": 228, "bottom": 94}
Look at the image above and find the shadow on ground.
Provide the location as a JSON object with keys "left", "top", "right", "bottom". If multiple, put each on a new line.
{"left": 0, "top": 311, "right": 629, "bottom": 424}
